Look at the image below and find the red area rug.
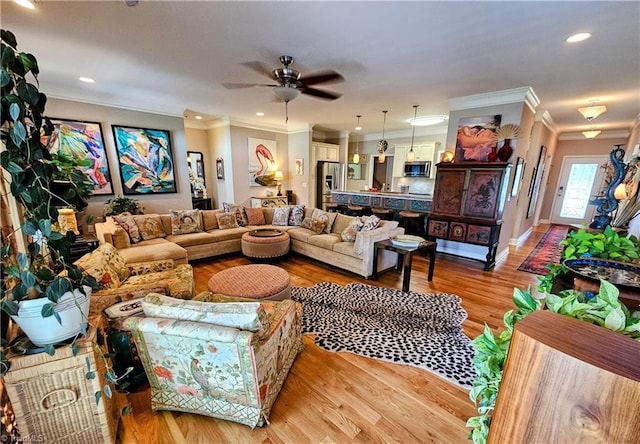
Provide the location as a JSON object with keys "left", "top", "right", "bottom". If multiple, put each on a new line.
{"left": 517, "top": 225, "right": 569, "bottom": 275}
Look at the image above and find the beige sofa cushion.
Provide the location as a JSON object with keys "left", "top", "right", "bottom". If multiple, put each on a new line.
{"left": 118, "top": 239, "right": 187, "bottom": 264}
{"left": 331, "top": 214, "right": 356, "bottom": 235}
{"left": 307, "top": 233, "right": 341, "bottom": 249}
{"left": 201, "top": 210, "right": 223, "bottom": 230}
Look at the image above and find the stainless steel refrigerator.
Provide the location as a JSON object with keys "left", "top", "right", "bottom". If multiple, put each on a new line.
{"left": 316, "top": 161, "right": 345, "bottom": 210}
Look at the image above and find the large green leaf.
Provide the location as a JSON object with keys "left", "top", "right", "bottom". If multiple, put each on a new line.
{"left": 604, "top": 307, "right": 626, "bottom": 331}
{"left": 10, "top": 120, "right": 26, "bottom": 146}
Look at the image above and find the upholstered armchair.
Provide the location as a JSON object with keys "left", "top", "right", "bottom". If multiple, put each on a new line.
{"left": 74, "top": 243, "right": 195, "bottom": 316}
{"left": 123, "top": 293, "right": 303, "bottom": 427}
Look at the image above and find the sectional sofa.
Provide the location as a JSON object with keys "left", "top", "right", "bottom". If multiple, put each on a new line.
{"left": 95, "top": 206, "right": 404, "bottom": 279}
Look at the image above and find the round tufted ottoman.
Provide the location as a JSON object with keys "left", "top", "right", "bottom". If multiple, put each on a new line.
{"left": 207, "top": 264, "right": 291, "bottom": 301}
{"left": 241, "top": 229, "right": 290, "bottom": 258}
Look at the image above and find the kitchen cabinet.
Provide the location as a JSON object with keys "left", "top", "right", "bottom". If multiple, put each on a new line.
{"left": 313, "top": 142, "right": 339, "bottom": 162}
{"left": 428, "top": 162, "right": 511, "bottom": 270}
{"left": 392, "top": 147, "right": 406, "bottom": 177}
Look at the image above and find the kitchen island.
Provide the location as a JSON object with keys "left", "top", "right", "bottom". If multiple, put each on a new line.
{"left": 331, "top": 190, "right": 432, "bottom": 213}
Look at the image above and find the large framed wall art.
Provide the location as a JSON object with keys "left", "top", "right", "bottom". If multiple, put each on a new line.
{"left": 248, "top": 137, "right": 277, "bottom": 187}
{"left": 44, "top": 119, "right": 114, "bottom": 195}
{"left": 112, "top": 126, "right": 177, "bottom": 195}
{"left": 455, "top": 115, "right": 502, "bottom": 162}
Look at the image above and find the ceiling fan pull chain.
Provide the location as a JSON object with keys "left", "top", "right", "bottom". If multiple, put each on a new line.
{"left": 285, "top": 100, "right": 289, "bottom": 124}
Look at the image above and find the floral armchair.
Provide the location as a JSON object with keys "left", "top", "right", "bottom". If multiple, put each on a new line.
{"left": 74, "top": 243, "right": 194, "bottom": 316}
{"left": 123, "top": 293, "right": 303, "bottom": 427}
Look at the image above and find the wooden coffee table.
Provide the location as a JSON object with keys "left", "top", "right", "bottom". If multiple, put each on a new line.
{"left": 372, "top": 239, "right": 437, "bottom": 292}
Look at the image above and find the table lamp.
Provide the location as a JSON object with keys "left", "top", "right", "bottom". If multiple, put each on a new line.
{"left": 274, "top": 170, "right": 284, "bottom": 196}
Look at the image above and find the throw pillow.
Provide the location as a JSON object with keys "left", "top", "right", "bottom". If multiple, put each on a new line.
{"left": 75, "top": 250, "right": 121, "bottom": 290}
{"left": 272, "top": 206, "right": 291, "bottom": 226}
{"left": 133, "top": 214, "right": 166, "bottom": 241}
{"left": 245, "top": 207, "right": 266, "bottom": 225}
{"left": 112, "top": 212, "right": 142, "bottom": 243}
{"left": 300, "top": 217, "right": 313, "bottom": 230}
{"left": 215, "top": 212, "right": 239, "bottom": 230}
{"left": 223, "top": 202, "right": 248, "bottom": 227}
{"left": 361, "top": 214, "right": 381, "bottom": 232}
{"left": 95, "top": 243, "right": 130, "bottom": 281}
{"left": 170, "top": 209, "right": 203, "bottom": 235}
{"left": 310, "top": 213, "right": 329, "bottom": 234}
{"left": 310, "top": 208, "right": 337, "bottom": 234}
{"left": 341, "top": 218, "right": 365, "bottom": 242}
{"left": 288, "top": 205, "right": 305, "bottom": 226}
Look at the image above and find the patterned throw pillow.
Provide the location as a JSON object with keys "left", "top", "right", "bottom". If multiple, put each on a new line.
{"left": 112, "top": 212, "right": 142, "bottom": 243}
{"left": 75, "top": 250, "right": 121, "bottom": 290}
{"left": 245, "top": 207, "right": 266, "bottom": 225}
{"left": 95, "top": 243, "right": 130, "bottom": 281}
{"left": 361, "top": 214, "right": 381, "bottom": 232}
{"left": 288, "top": 205, "right": 305, "bottom": 226}
{"left": 223, "top": 202, "right": 248, "bottom": 227}
{"left": 272, "top": 206, "right": 291, "bottom": 226}
{"left": 310, "top": 213, "right": 329, "bottom": 234}
{"left": 341, "top": 218, "right": 365, "bottom": 242}
{"left": 170, "top": 209, "right": 203, "bottom": 235}
{"left": 311, "top": 208, "right": 337, "bottom": 234}
{"left": 215, "top": 212, "right": 239, "bottom": 230}
{"left": 300, "top": 217, "right": 313, "bottom": 230}
{"left": 133, "top": 214, "right": 166, "bottom": 241}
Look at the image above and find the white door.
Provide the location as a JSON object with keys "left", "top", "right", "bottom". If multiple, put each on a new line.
{"left": 550, "top": 155, "right": 607, "bottom": 225}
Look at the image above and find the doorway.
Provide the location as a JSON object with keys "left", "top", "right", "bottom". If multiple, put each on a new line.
{"left": 373, "top": 156, "right": 393, "bottom": 190}
{"left": 549, "top": 155, "right": 607, "bottom": 226}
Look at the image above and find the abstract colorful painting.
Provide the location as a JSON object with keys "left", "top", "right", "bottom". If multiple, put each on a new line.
{"left": 45, "top": 119, "right": 113, "bottom": 195}
{"left": 455, "top": 115, "right": 502, "bottom": 162}
{"left": 248, "top": 137, "right": 277, "bottom": 187}
{"left": 112, "top": 126, "right": 176, "bottom": 195}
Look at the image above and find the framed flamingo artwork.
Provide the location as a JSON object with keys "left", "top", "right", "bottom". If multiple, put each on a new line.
{"left": 248, "top": 138, "right": 277, "bottom": 187}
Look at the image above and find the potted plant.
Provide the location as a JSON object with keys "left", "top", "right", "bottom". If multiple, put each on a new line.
{"left": 104, "top": 195, "right": 144, "bottom": 216}
{"left": 0, "top": 29, "right": 101, "bottom": 363}
{"left": 466, "top": 224, "right": 640, "bottom": 443}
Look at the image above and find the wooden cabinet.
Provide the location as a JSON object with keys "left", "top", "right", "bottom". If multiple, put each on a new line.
{"left": 313, "top": 142, "right": 339, "bottom": 162}
{"left": 251, "top": 196, "right": 288, "bottom": 208}
{"left": 428, "top": 162, "right": 511, "bottom": 270}
{"left": 192, "top": 197, "right": 212, "bottom": 210}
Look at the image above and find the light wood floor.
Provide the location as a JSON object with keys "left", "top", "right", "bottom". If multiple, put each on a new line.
{"left": 117, "top": 225, "right": 546, "bottom": 444}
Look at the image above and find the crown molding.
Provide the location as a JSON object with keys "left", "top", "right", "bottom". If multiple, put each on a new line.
{"left": 537, "top": 110, "right": 558, "bottom": 135}
{"left": 449, "top": 87, "right": 539, "bottom": 111}
{"left": 558, "top": 129, "right": 630, "bottom": 141}
{"left": 47, "top": 93, "right": 184, "bottom": 119}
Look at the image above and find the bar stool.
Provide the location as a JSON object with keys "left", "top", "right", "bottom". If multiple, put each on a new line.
{"left": 399, "top": 211, "right": 426, "bottom": 237}
{"left": 325, "top": 202, "right": 340, "bottom": 213}
{"left": 371, "top": 208, "right": 394, "bottom": 221}
{"left": 346, "top": 205, "right": 364, "bottom": 217}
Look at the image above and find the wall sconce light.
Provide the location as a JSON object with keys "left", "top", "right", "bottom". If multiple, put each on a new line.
{"left": 582, "top": 130, "right": 601, "bottom": 139}
{"left": 578, "top": 102, "right": 607, "bottom": 121}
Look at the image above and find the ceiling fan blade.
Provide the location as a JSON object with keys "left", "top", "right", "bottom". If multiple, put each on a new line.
{"left": 301, "top": 70, "right": 344, "bottom": 86}
{"left": 301, "top": 87, "right": 342, "bottom": 100}
{"left": 222, "top": 82, "right": 276, "bottom": 89}
{"left": 241, "top": 61, "right": 275, "bottom": 78}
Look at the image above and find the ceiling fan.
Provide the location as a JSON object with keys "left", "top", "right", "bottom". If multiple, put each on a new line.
{"left": 223, "top": 55, "right": 344, "bottom": 121}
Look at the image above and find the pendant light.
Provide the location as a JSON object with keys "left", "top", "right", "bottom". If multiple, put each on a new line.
{"left": 377, "top": 110, "right": 388, "bottom": 163}
{"left": 352, "top": 115, "right": 361, "bottom": 164}
{"left": 406, "top": 105, "right": 419, "bottom": 162}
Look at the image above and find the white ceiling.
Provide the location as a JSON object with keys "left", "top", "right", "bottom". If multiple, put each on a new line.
{"left": 3, "top": 1, "right": 639, "bottom": 138}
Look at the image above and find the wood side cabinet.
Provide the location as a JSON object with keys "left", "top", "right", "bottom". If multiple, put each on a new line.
{"left": 428, "top": 162, "right": 511, "bottom": 270}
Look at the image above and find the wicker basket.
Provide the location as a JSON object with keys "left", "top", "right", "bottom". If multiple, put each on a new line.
{"left": 3, "top": 326, "right": 119, "bottom": 443}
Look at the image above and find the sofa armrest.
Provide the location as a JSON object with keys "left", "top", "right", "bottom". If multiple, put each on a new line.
{"left": 123, "top": 316, "right": 251, "bottom": 344}
{"left": 357, "top": 225, "right": 405, "bottom": 277}
{"left": 128, "top": 259, "right": 175, "bottom": 275}
{"left": 95, "top": 222, "right": 131, "bottom": 249}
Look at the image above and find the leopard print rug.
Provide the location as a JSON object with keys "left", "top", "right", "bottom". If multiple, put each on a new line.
{"left": 291, "top": 282, "right": 476, "bottom": 389}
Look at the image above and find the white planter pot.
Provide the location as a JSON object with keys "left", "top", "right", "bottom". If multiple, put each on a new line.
{"left": 11, "top": 286, "right": 92, "bottom": 346}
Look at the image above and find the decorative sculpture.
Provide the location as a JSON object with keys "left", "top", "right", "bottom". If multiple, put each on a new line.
{"left": 589, "top": 144, "right": 626, "bottom": 229}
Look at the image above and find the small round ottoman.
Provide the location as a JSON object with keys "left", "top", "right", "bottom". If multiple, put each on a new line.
{"left": 207, "top": 264, "right": 291, "bottom": 301}
{"left": 241, "top": 230, "right": 290, "bottom": 258}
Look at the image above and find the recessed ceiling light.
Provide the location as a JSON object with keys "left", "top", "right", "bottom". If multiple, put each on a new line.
{"left": 13, "top": 0, "right": 35, "bottom": 9}
{"left": 79, "top": 77, "right": 95, "bottom": 83}
{"left": 408, "top": 115, "right": 449, "bottom": 126}
{"left": 194, "top": 115, "right": 203, "bottom": 120}
{"left": 256, "top": 112, "right": 265, "bottom": 117}
{"left": 566, "top": 32, "right": 592, "bottom": 43}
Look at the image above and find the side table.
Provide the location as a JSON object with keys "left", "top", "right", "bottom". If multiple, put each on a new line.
{"left": 372, "top": 239, "right": 437, "bottom": 292}
{"left": 69, "top": 235, "right": 100, "bottom": 262}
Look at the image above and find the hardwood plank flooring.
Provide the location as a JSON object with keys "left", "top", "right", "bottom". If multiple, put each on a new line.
{"left": 118, "top": 225, "right": 546, "bottom": 444}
